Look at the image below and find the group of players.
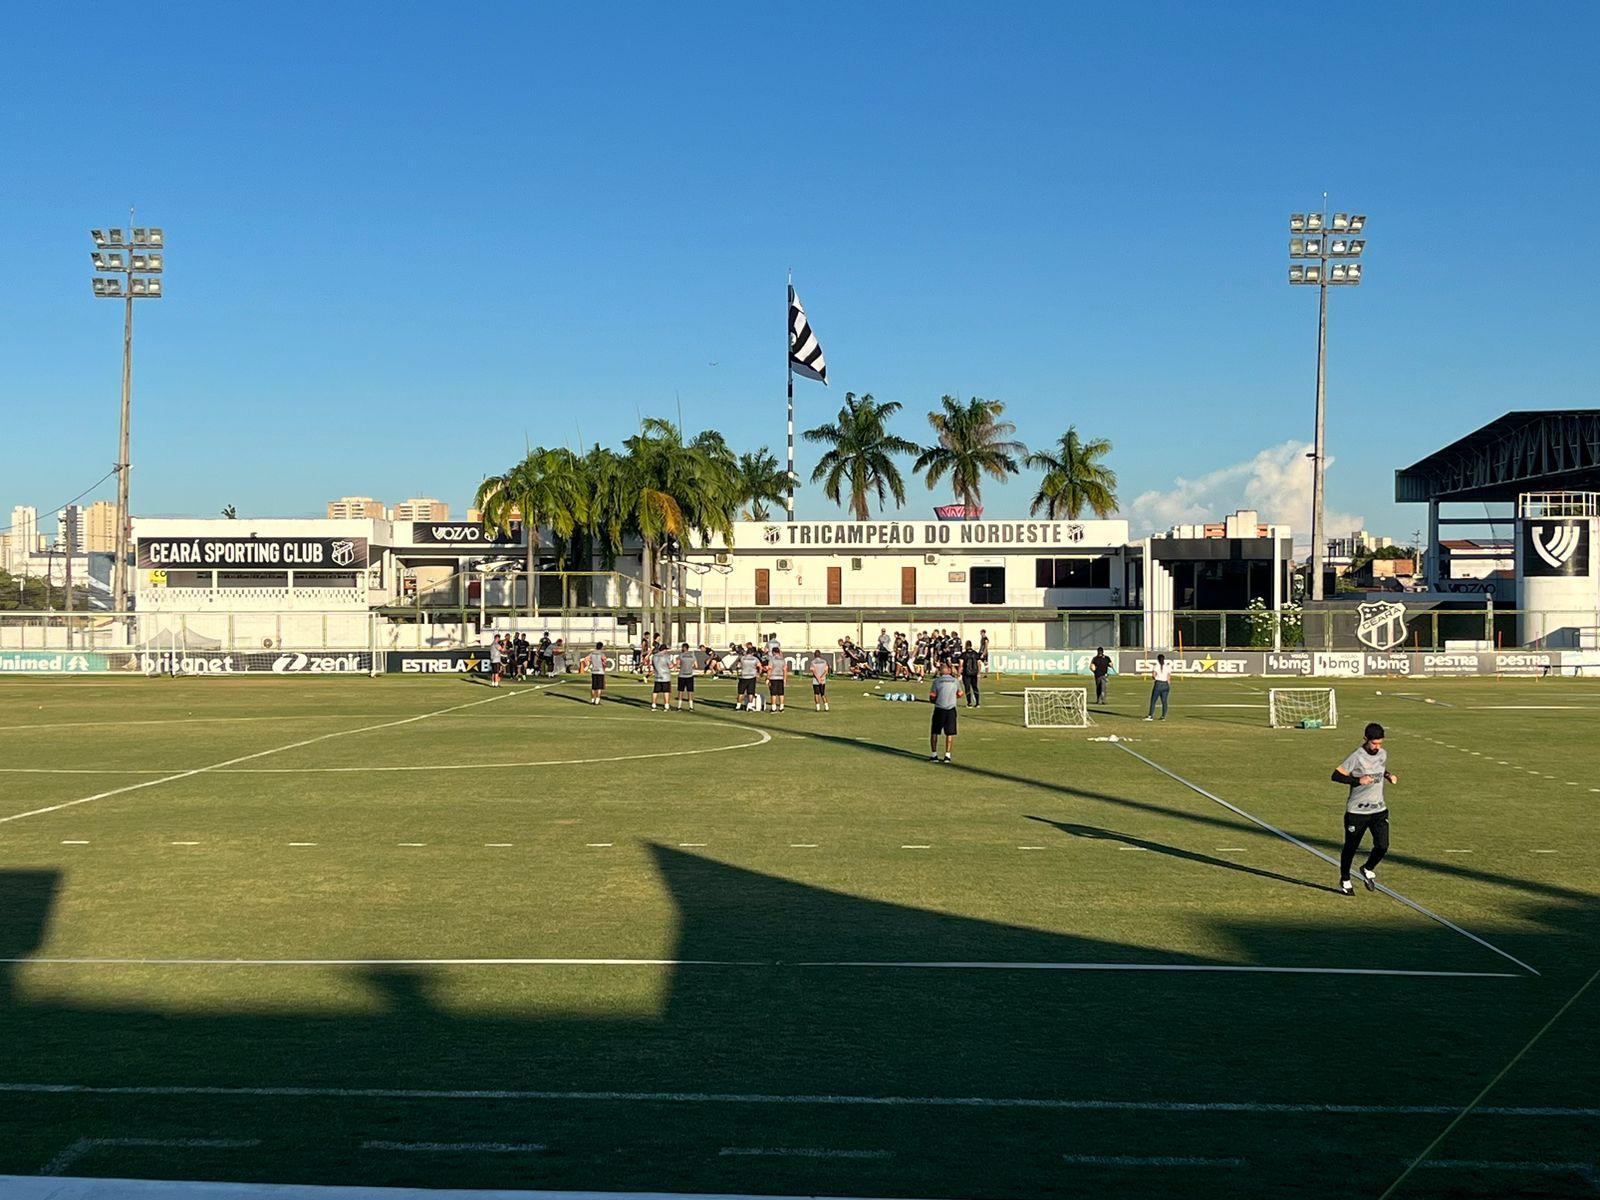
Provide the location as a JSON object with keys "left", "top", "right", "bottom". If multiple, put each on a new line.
{"left": 566, "top": 636, "right": 833, "bottom": 714}
{"left": 836, "top": 627, "right": 990, "bottom": 684}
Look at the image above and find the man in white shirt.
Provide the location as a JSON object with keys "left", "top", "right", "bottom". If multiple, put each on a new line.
{"left": 1143, "top": 653, "right": 1172, "bottom": 721}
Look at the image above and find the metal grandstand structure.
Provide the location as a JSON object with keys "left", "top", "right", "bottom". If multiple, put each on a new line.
{"left": 1395, "top": 410, "right": 1600, "bottom": 586}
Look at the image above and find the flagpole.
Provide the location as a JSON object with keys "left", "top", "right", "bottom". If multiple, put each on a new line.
{"left": 786, "top": 271, "right": 796, "bottom": 522}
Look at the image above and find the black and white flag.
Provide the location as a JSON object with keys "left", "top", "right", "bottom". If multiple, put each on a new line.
{"left": 788, "top": 283, "right": 828, "bottom": 384}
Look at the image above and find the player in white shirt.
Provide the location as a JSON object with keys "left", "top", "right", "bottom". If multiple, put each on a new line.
{"left": 582, "top": 642, "right": 608, "bottom": 705}
{"left": 809, "top": 650, "right": 830, "bottom": 712}
{"left": 1143, "top": 652, "right": 1172, "bottom": 721}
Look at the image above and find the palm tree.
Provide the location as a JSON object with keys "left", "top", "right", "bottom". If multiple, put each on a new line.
{"left": 803, "top": 393, "right": 919, "bottom": 520}
{"left": 473, "top": 447, "right": 585, "bottom": 617}
{"left": 623, "top": 418, "right": 739, "bottom": 640}
{"left": 1025, "top": 426, "right": 1119, "bottom": 519}
{"left": 732, "top": 448, "right": 791, "bottom": 520}
{"left": 914, "top": 395, "right": 1026, "bottom": 515}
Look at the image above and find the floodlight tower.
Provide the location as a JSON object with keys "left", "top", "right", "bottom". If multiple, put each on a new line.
{"left": 1288, "top": 207, "right": 1366, "bottom": 602}
{"left": 90, "top": 221, "right": 165, "bottom": 613}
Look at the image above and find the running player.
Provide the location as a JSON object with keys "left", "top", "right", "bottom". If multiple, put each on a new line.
{"left": 584, "top": 641, "right": 608, "bottom": 705}
{"left": 809, "top": 648, "right": 829, "bottom": 711}
{"left": 766, "top": 646, "right": 788, "bottom": 713}
{"left": 650, "top": 640, "right": 673, "bottom": 711}
{"left": 1333, "top": 722, "right": 1398, "bottom": 896}
{"left": 675, "top": 642, "right": 697, "bottom": 710}
{"left": 928, "top": 660, "right": 963, "bottom": 763}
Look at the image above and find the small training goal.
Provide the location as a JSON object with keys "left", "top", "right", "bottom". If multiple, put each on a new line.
{"left": 1268, "top": 688, "right": 1337, "bottom": 729}
{"left": 1024, "top": 687, "right": 1091, "bottom": 729}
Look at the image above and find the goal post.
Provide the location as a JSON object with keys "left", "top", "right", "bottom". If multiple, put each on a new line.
{"left": 1268, "top": 688, "right": 1338, "bottom": 729}
{"left": 1024, "top": 687, "right": 1091, "bottom": 729}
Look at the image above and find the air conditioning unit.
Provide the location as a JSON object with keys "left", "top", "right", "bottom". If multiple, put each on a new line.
{"left": 714, "top": 552, "right": 730, "bottom": 565}
{"left": 923, "top": 553, "right": 939, "bottom": 565}
{"left": 776, "top": 558, "right": 793, "bottom": 571}
{"left": 850, "top": 557, "right": 863, "bottom": 571}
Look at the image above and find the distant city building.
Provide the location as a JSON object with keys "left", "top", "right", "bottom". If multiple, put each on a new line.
{"left": 83, "top": 500, "right": 119, "bottom": 553}
{"left": 1163, "top": 509, "right": 1289, "bottom": 540}
{"left": 57, "top": 505, "right": 86, "bottom": 554}
{"left": 1435, "top": 538, "right": 1515, "bottom": 581}
{"left": 391, "top": 497, "right": 450, "bottom": 522}
{"left": 326, "top": 496, "right": 387, "bottom": 520}
{"left": 1325, "top": 528, "right": 1397, "bottom": 576}
{"left": 8, "top": 505, "right": 39, "bottom": 569}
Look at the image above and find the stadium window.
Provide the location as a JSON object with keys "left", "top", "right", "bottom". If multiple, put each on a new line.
{"left": 1037, "top": 557, "right": 1114, "bottom": 589}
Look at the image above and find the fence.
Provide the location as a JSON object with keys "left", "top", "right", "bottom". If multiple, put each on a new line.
{"left": 2, "top": 604, "right": 1597, "bottom": 673}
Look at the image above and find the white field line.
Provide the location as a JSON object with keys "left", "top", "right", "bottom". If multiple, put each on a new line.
{"left": 1110, "top": 743, "right": 1541, "bottom": 977}
{"left": 1377, "top": 961, "right": 1600, "bottom": 1200}
{"left": 0, "top": 689, "right": 534, "bottom": 825}
{"left": 1419, "top": 1159, "right": 1596, "bottom": 1175}
{"left": 4, "top": 1082, "right": 1594, "bottom": 1116}
{"left": 360, "top": 1139, "right": 544, "bottom": 1153}
{"left": 0, "top": 714, "right": 393, "bottom": 732}
{"left": 720, "top": 1147, "right": 892, "bottom": 1159}
{"left": 208, "top": 720, "right": 771, "bottom": 773}
{"left": 1061, "top": 1154, "right": 1245, "bottom": 1167}
{"left": 43, "top": 1136, "right": 260, "bottom": 1176}
{"left": 0, "top": 716, "right": 772, "bottom": 777}
{"left": 0, "top": 956, "right": 1516, "bottom": 978}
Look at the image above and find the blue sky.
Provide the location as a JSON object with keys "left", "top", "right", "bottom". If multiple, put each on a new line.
{"left": 3, "top": 3, "right": 1596, "bottom": 544}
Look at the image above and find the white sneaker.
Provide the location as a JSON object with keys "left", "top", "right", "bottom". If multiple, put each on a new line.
{"left": 1340, "top": 879, "right": 1355, "bottom": 896}
{"left": 1361, "top": 867, "right": 1377, "bottom": 892}
{"left": 1142, "top": 716, "right": 1154, "bottom": 722}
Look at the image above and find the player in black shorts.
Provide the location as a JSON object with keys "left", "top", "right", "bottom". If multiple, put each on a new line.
{"left": 675, "top": 642, "right": 697, "bottom": 711}
{"left": 585, "top": 641, "right": 608, "bottom": 705}
{"left": 809, "top": 650, "right": 829, "bottom": 712}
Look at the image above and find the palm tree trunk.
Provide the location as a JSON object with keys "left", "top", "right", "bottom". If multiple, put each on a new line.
{"left": 526, "top": 528, "right": 541, "bottom": 619}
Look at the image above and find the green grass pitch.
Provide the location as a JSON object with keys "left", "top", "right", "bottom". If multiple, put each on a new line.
{"left": 0, "top": 670, "right": 1596, "bottom": 1198}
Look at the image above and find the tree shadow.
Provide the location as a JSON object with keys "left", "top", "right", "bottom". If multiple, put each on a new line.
{"left": 1024, "top": 815, "right": 1337, "bottom": 893}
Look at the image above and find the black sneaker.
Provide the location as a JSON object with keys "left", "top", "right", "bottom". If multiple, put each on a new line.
{"left": 1360, "top": 867, "right": 1377, "bottom": 892}
{"left": 1339, "top": 879, "right": 1355, "bottom": 896}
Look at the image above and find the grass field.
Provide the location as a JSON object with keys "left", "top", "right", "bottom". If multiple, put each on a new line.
{"left": 0, "top": 669, "right": 1596, "bottom": 1198}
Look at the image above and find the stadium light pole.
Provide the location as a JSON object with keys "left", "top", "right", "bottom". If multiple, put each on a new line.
{"left": 1288, "top": 206, "right": 1365, "bottom": 601}
{"left": 91, "top": 219, "right": 165, "bottom": 615}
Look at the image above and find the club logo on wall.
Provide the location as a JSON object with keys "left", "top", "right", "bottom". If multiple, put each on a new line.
{"left": 762, "top": 525, "right": 782, "bottom": 545}
{"left": 1525, "top": 520, "right": 1589, "bottom": 575}
{"left": 330, "top": 540, "right": 358, "bottom": 567}
{"left": 1356, "top": 600, "right": 1409, "bottom": 651}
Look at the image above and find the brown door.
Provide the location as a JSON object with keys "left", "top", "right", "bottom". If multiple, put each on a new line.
{"left": 754, "top": 569, "right": 771, "bottom": 606}
{"left": 826, "top": 566, "right": 842, "bottom": 605}
{"left": 901, "top": 565, "right": 917, "bottom": 605}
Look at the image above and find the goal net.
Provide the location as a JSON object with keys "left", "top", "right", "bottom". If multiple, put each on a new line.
{"left": 1024, "top": 687, "right": 1091, "bottom": 729}
{"left": 1268, "top": 688, "right": 1337, "bottom": 729}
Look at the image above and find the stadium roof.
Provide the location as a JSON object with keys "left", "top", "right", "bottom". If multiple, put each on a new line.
{"left": 1394, "top": 409, "right": 1600, "bottom": 503}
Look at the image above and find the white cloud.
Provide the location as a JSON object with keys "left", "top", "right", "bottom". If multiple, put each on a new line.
{"left": 1125, "top": 440, "right": 1363, "bottom": 548}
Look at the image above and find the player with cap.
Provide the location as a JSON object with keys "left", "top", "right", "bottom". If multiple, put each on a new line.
{"left": 1332, "top": 721, "right": 1399, "bottom": 896}
{"left": 927, "top": 659, "right": 964, "bottom": 763}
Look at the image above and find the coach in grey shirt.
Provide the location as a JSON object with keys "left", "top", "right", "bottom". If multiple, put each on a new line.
{"left": 928, "top": 662, "right": 964, "bottom": 763}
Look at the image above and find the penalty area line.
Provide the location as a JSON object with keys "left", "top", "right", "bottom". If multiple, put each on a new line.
{"left": 0, "top": 956, "right": 1516, "bottom": 978}
{"left": 0, "top": 687, "right": 541, "bottom": 827}
{"left": 1110, "top": 743, "right": 1540, "bottom": 977}
{"left": 3, "top": 1082, "right": 1597, "bottom": 1116}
